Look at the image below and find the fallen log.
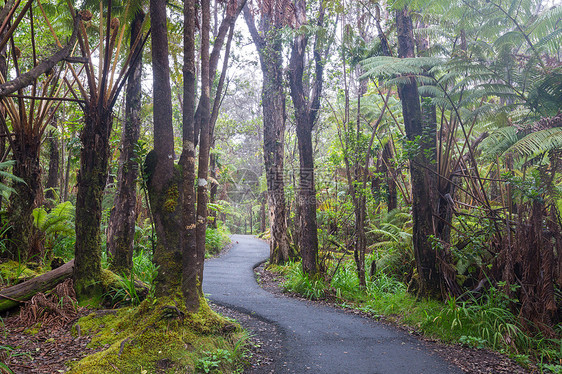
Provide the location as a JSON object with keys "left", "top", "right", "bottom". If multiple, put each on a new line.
{"left": 0, "top": 260, "right": 74, "bottom": 312}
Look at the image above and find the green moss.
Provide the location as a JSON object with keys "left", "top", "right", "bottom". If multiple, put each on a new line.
{"left": 24, "top": 322, "right": 42, "bottom": 335}
{"left": 0, "top": 260, "right": 38, "bottom": 285}
{"left": 76, "top": 270, "right": 123, "bottom": 308}
{"left": 100, "top": 269, "right": 122, "bottom": 289}
{"left": 163, "top": 184, "right": 179, "bottom": 212}
{"left": 69, "top": 297, "right": 246, "bottom": 373}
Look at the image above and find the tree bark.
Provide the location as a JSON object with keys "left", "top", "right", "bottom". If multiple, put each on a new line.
{"left": 8, "top": 132, "right": 42, "bottom": 260}
{"left": 179, "top": 0, "right": 200, "bottom": 311}
{"left": 147, "top": 0, "right": 184, "bottom": 299}
{"left": 0, "top": 2, "right": 9, "bottom": 214}
{"left": 244, "top": 4, "right": 290, "bottom": 264}
{"left": 107, "top": 10, "right": 145, "bottom": 275}
{"left": 74, "top": 107, "right": 113, "bottom": 299}
{"left": 194, "top": 0, "right": 212, "bottom": 295}
{"left": 288, "top": 0, "right": 326, "bottom": 276}
{"left": 45, "top": 129, "right": 60, "bottom": 204}
{"left": 209, "top": 151, "right": 218, "bottom": 229}
{"left": 260, "top": 191, "right": 266, "bottom": 233}
{"left": 395, "top": 8, "right": 440, "bottom": 298}
{"left": 382, "top": 141, "right": 397, "bottom": 211}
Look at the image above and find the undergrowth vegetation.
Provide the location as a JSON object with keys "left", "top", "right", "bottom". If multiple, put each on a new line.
{"left": 274, "top": 256, "right": 562, "bottom": 372}
{"left": 205, "top": 224, "right": 232, "bottom": 257}
{"left": 69, "top": 298, "right": 251, "bottom": 374}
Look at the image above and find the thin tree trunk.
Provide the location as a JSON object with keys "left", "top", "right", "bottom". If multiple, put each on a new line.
{"left": 288, "top": 0, "right": 325, "bottom": 276}
{"left": 396, "top": 7, "right": 440, "bottom": 298}
{"left": 382, "top": 141, "right": 397, "bottom": 211}
{"left": 260, "top": 191, "right": 266, "bottom": 233}
{"left": 0, "top": 9, "right": 8, "bottom": 214}
{"left": 195, "top": 0, "right": 212, "bottom": 291}
{"left": 209, "top": 151, "right": 218, "bottom": 229}
{"left": 180, "top": 0, "right": 199, "bottom": 311}
{"left": 62, "top": 132, "right": 72, "bottom": 202}
{"left": 107, "top": 10, "right": 145, "bottom": 275}
{"left": 244, "top": 5, "right": 290, "bottom": 264}
{"left": 45, "top": 129, "right": 60, "bottom": 204}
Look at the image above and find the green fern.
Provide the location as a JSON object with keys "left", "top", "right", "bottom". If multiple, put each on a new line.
{"left": 0, "top": 161, "right": 24, "bottom": 200}
{"left": 505, "top": 127, "right": 562, "bottom": 159}
{"left": 33, "top": 201, "right": 75, "bottom": 238}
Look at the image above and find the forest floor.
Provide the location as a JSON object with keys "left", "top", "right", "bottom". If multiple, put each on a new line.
{"left": 0, "top": 236, "right": 537, "bottom": 373}
{"left": 1, "top": 295, "right": 536, "bottom": 374}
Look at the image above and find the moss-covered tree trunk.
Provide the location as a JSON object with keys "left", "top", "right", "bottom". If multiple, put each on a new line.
{"left": 147, "top": 0, "right": 191, "bottom": 301}
{"left": 8, "top": 133, "right": 42, "bottom": 260}
{"left": 107, "top": 10, "right": 145, "bottom": 275}
{"left": 74, "top": 106, "right": 113, "bottom": 299}
{"left": 382, "top": 141, "right": 397, "bottom": 212}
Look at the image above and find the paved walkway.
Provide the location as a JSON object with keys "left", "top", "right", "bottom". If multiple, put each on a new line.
{"left": 203, "top": 235, "right": 461, "bottom": 374}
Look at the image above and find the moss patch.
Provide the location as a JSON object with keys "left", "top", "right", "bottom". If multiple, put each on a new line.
{"left": 23, "top": 322, "right": 42, "bottom": 335}
{"left": 0, "top": 260, "right": 40, "bottom": 286}
{"left": 164, "top": 184, "right": 179, "bottom": 212}
{"left": 69, "top": 297, "right": 247, "bottom": 373}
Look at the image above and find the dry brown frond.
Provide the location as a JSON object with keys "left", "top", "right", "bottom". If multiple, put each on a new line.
{"left": 17, "top": 279, "right": 80, "bottom": 330}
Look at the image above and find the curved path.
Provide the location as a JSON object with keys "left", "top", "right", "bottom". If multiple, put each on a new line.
{"left": 203, "top": 235, "right": 461, "bottom": 374}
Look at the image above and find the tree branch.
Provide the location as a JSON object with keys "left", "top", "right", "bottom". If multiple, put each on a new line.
{"left": 0, "top": 13, "right": 81, "bottom": 97}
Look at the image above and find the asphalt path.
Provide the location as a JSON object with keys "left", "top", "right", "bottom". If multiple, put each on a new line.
{"left": 203, "top": 235, "right": 462, "bottom": 374}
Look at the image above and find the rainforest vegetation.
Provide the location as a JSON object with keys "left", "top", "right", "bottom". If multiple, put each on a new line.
{"left": 0, "top": 0, "right": 561, "bottom": 372}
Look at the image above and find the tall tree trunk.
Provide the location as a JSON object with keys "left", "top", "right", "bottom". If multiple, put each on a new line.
{"left": 8, "top": 133, "right": 42, "bottom": 260}
{"left": 107, "top": 9, "right": 145, "bottom": 275}
{"left": 0, "top": 8, "right": 8, "bottom": 214}
{"left": 180, "top": 0, "right": 199, "bottom": 311}
{"left": 288, "top": 0, "right": 326, "bottom": 276}
{"left": 395, "top": 8, "right": 440, "bottom": 298}
{"left": 351, "top": 87, "right": 367, "bottom": 288}
{"left": 45, "top": 129, "right": 60, "bottom": 204}
{"left": 74, "top": 107, "right": 112, "bottom": 298}
{"left": 62, "top": 130, "right": 72, "bottom": 203}
{"left": 195, "top": 0, "right": 212, "bottom": 290}
{"left": 382, "top": 141, "right": 397, "bottom": 212}
{"left": 147, "top": 0, "right": 184, "bottom": 299}
{"left": 209, "top": 151, "right": 218, "bottom": 229}
{"left": 260, "top": 191, "right": 266, "bottom": 233}
{"left": 245, "top": 4, "right": 290, "bottom": 264}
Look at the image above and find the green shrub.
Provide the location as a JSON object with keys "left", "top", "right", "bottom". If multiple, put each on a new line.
{"left": 205, "top": 225, "right": 231, "bottom": 256}
{"left": 283, "top": 262, "right": 327, "bottom": 300}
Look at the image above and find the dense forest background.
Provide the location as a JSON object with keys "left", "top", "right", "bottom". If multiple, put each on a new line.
{"left": 0, "top": 0, "right": 561, "bottom": 372}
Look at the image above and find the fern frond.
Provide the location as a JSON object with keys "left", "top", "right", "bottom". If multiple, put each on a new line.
{"left": 481, "top": 126, "right": 520, "bottom": 158}
{"left": 360, "top": 56, "right": 443, "bottom": 80}
{"left": 494, "top": 30, "right": 526, "bottom": 49}
{"left": 505, "top": 127, "right": 562, "bottom": 158}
